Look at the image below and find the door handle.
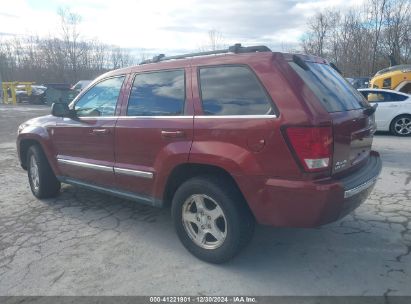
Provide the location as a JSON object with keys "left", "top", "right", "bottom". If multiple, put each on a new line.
{"left": 91, "top": 128, "right": 110, "bottom": 135}
{"left": 389, "top": 105, "right": 398, "bottom": 107}
{"left": 161, "top": 130, "right": 185, "bottom": 138}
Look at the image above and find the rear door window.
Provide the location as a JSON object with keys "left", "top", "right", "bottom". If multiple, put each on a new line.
{"left": 361, "top": 91, "right": 385, "bottom": 103}
{"left": 386, "top": 92, "right": 408, "bottom": 101}
{"left": 289, "top": 61, "right": 367, "bottom": 112}
{"left": 199, "top": 66, "right": 274, "bottom": 115}
{"left": 127, "top": 70, "right": 185, "bottom": 116}
{"left": 362, "top": 91, "right": 408, "bottom": 102}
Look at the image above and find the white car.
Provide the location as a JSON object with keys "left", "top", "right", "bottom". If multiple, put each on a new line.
{"left": 359, "top": 89, "right": 411, "bottom": 136}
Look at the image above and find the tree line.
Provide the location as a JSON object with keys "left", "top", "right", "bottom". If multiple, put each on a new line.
{"left": 1, "top": 1, "right": 410, "bottom": 84}
{"left": 301, "top": 0, "right": 411, "bottom": 77}
{"left": 0, "top": 8, "right": 136, "bottom": 85}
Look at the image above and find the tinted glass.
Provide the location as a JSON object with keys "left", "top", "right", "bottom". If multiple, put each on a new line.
{"left": 387, "top": 92, "right": 407, "bottom": 101}
{"left": 382, "top": 78, "right": 391, "bottom": 88}
{"left": 75, "top": 77, "right": 124, "bottom": 117}
{"left": 127, "top": 70, "right": 185, "bottom": 116}
{"left": 362, "top": 91, "right": 385, "bottom": 103}
{"left": 362, "top": 91, "right": 408, "bottom": 102}
{"left": 400, "top": 83, "right": 411, "bottom": 94}
{"left": 289, "top": 62, "right": 367, "bottom": 112}
{"left": 199, "top": 66, "right": 273, "bottom": 115}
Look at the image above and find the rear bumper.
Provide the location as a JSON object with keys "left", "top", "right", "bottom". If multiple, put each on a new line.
{"left": 237, "top": 151, "right": 382, "bottom": 227}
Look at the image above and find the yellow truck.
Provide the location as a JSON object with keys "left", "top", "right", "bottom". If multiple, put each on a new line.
{"left": 370, "top": 64, "right": 411, "bottom": 94}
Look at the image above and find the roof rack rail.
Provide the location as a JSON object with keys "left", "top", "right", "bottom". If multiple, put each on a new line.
{"left": 140, "top": 43, "right": 271, "bottom": 64}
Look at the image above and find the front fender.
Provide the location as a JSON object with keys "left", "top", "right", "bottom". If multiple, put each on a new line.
{"left": 17, "top": 125, "right": 60, "bottom": 175}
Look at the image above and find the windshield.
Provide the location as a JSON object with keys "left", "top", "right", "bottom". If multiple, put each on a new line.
{"left": 289, "top": 61, "right": 367, "bottom": 112}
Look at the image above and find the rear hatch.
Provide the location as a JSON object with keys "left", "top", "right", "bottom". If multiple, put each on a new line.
{"left": 288, "top": 56, "right": 376, "bottom": 175}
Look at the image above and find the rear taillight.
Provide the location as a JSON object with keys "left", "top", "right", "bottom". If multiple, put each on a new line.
{"left": 285, "top": 126, "right": 333, "bottom": 172}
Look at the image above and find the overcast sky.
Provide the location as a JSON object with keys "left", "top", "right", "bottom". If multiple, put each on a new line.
{"left": 0, "top": 0, "right": 365, "bottom": 55}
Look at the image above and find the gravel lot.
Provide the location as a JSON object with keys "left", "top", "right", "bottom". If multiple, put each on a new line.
{"left": 0, "top": 104, "right": 410, "bottom": 296}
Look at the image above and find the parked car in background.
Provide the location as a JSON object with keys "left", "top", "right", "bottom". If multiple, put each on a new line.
{"left": 16, "top": 85, "right": 47, "bottom": 104}
{"left": 359, "top": 88, "right": 411, "bottom": 136}
{"left": 346, "top": 77, "right": 370, "bottom": 89}
{"left": 71, "top": 80, "right": 92, "bottom": 93}
{"left": 42, "top": 83, "right": 77, "bottom": 105}
{"left": 42, "top": 83, "right": 72, "bottom": 90}
{"left": 17, "top": 44, "right": 381, "bottom": 263}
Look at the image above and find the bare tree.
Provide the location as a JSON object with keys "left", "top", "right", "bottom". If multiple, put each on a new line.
{"left": 58, "top": 7, "right": 84, "bottom": 82}
{"left": 0, "top": 8, "right": 136, "bottom": 84}
{"left": 382, "top": 0, "right": 411, "bottom": 65}
{"left": 368, "top": 0, "right": 388, "bottom": 73}
{"left": 200, "top": 30, "right": 226, "bottom": 51}
{"left": 300, "top": 0, "right": 411, "bottom": 77}
{"left": 302, "top": 11, "right": 335, "bottom": 57}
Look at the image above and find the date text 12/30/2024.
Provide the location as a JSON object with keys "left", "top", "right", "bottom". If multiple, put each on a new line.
{"left": 149, "top": 297, "right": 257, "bottom": 303}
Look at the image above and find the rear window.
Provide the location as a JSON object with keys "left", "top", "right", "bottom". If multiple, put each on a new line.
{"left": 289, "top": 61, "right": 367, "bottom": 112}
{"left": 199, "top": 66, "right": 274, "bottom": 116}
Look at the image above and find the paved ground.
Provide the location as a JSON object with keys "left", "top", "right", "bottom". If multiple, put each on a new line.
{"left": 0, "top": 104, "right": 410, "bottom": 296}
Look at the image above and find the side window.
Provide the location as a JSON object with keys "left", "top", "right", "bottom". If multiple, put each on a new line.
{"left": 387, "top": 92, "right": 408, "bottom": 102}
{"left": 199, "top": 66, "right": 273, "bottom": 115}
{"left": 399, "top": 83, "right": 411, "bottom": 94}
{"left": 382, "top": 77, "right": 391, "bottom": 88}
{"left": 381, "top": 93, "right": 392, "bottom": 102}
{"left": 127, "top": 70, "right": 185, "bottom": 116}
{"left": 74, "top": 77, "right": 125, "bottom": 117}
{"left": 366, "top": 92, "right": 385, "bottom": 103}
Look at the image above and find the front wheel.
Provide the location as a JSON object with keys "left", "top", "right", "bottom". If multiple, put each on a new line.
{"left": 390, "top": 115, "right": 411, "bottom": 136}
{"left": 27, "top": 145, "right": 61, "bottom": 198}
{"left": 171, "top": 176, "right": 254, "bottom": 263}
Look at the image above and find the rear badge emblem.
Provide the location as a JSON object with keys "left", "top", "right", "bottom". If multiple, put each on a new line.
{"left": 335, "top": 159, "right": 347, "bottom": 170}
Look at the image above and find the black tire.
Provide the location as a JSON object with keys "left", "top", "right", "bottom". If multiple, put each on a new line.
{"left": 26, "top": 145, "right": 61, "bottom": 198}
{"left": 390, "top": 115, "right": 411, "bottom": 136}
{"left": 171, "top": 176, "right": 255, "bottom": 263}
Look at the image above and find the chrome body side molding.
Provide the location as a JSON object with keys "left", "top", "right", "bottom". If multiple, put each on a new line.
{"left": 195, "top": 115, "right": 277, "bottom": 119}
{"left": 114, "top": 167, "right": 153, "bottom": 179}
{"left": 57, "top": 157, "right": 153, "bottom": 179}
{"left": 57, "top": 158, "right": 113, "bottom": 173}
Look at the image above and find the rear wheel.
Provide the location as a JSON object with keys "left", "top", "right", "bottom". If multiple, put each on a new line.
{"left": 27, "top": 145, "right": 61, "bottom": 198}
{"left": 390, "top": 115, "right": 411, "bottom": 136}
{"left": 171, "top": 176, "right": 254, "bottom": 263}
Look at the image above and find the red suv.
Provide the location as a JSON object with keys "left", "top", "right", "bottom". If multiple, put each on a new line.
{"left": 17, "top": 44, "right": 382, "bottom": 263}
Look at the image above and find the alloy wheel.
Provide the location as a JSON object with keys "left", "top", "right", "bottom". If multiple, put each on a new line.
{"left": 181, "top": 194, "right": 227, "bottom": 250}
{"left": 29, "top": 155, "right": 40, "bottom": 191}
{"left": 394, "top": 117, "right": 411, "bottom": 135}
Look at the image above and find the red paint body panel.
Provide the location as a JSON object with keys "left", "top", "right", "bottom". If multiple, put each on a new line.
{"left": 114, "top": 117, "right": 194, "bottom": 196}
{"left": 53, "top": 117, "right": 116, "bottom": 186}
{"left": 17, "top": 51, "right": 381, "bottom": 228}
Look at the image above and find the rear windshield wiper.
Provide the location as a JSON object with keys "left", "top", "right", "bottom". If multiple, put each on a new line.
{"left": 330, "top": 62, "right": 342, "bottom": 74}
{"left": 363, "top": 103, "right": 378, "bottom": 116}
